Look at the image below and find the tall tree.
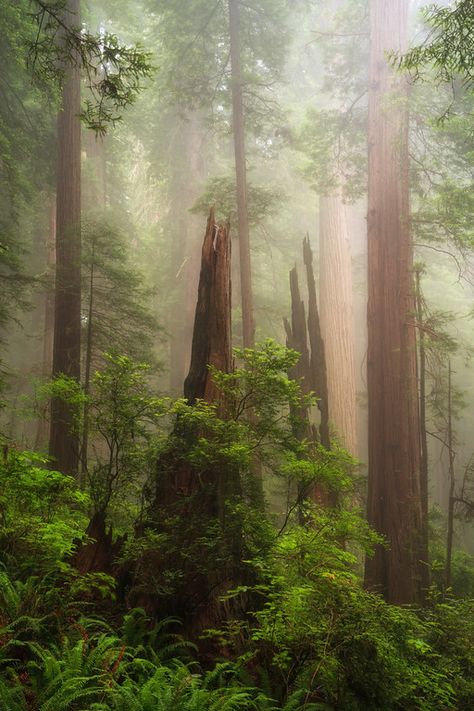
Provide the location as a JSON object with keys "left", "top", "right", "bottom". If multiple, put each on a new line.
{"left": 49, "top": 0, "right": 82, "bottom": 476}
{"left": 228, "top": 0, "right": 254, "bottom": 348}
{"left": 415, "top": 266, "right": 430, "bottom": 584}
{"left": 364, "top": 0, "right": 425, "bottom": 603}
{"left": 148, "top": 0, "right": 289, "bottom": 348}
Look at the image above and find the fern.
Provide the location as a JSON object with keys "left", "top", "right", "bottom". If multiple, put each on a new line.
{"left": 26, "top": 633, "right": 131, "bottom": 710}
{"left": 0, "top": 679, "right": 26, "bottom": 711}
{"left": 120, "top": 610, "right": 196, "bottom": 663}
{"left": 0, "top": 570, "right": 21, "bottom": 619}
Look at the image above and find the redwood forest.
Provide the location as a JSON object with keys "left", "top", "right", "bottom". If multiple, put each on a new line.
{"left": 1, "top": 0, "right": 474, "bottom": 708}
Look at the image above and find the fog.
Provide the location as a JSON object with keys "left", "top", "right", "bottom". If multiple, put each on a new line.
{"left": 1, "top": 2, "right": 474, "bottom": 702}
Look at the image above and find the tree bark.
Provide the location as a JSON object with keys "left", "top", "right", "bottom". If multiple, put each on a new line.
{"left": 156, "top": 209, "right": 232, "bottom": 513}
{"left": 284, "top": 268, "right": 311, "bottom": 391}
{"left": 35, "top": 196, "right": 56, "bottom": 450}
{"left": 319, "top": 195, "right": 358, "bottom": 456}
{"left": 49, "top": 0, "right": 82, "bottom": 476}
{"left": 284, "top": 265, "right": 326, "bottom": 509}
{"left": 229, "top": 0, "right": 255, "bottom": 348}
{"left": 365, "top": 0, "right": 424, "bottom": 604}
{"left": 147, "top": 211, "right": 238, "bottom": 639}
{"left": 80, "top": 248, "right": 94, "bottom": 487}
{"left": 81, "top": 134, "right": 107, "bottom": 483}
{"left": 284, "top": 254, "right": 332, "bottom": 507}
{"left": 415, "top": 268, "right": 430, "bottom": 586}
{"left": 445, "top": 360, "right": 455, "bottom": 591}
{"left": 303, "top": 236, "right": 330, "bottom": 450}
{"left": 184, "top": 208, "right": 232, "bottom": 407}
{"left": 284, "top": 266, "right": 312, "bottom": 439}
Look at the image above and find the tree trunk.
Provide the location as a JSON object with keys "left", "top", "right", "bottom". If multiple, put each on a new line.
{"left": 49, "top": 0, "right": 82, "bottom": 476}
{"left": 445, "top": 360, "right": 455, "bottom": 591}
{"left": 303, "top": 236, "right": 330, "bottom": 450}
{"left": 319, "top": 195, "right": 358, "bottom": 456}
{"left": 147, "top": 210, "right": 238, "bottom": 640}
{"left": 35, "top": 196, "right": 56, "bottom": 450}
{"left": 156, "top": 209, "right": 232, "bottom": 512}
{"left": 415, "top": 268, "right": 430, "bottom": 587}
{"left": 80, "top": 250, "right": 94, "bottom": 487}
{"left": 365, "top": 0, "right": 424, "bottom": 604}
{"left": 284, "top": 252, "right": 332, "bottom": 507}
{"left": 283, "top": 266, "right": 312, "bottom": 439}
{"left": 184, "top": 209, "right": 232, "bottom": 407}
{"left": 81, "top": 134, "right": 107, "bottom": 483}
{"left": 229, "top": 0, "right": 254, "bottom": 348}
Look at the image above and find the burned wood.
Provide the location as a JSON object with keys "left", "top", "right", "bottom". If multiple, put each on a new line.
{"left": 184, "top": 207, "right": 232, "bottom": 407}
{"left": 303, "top": 236, "right": 330, "bottom": 450}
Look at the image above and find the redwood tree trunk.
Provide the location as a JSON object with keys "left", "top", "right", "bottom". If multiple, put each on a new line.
{"left": 149, "top": 211, "right": 236, "bottom": 638}
{"left": 156, "top": 209, "right": 233, "bottom": 511}
{"left": 365, "top": 0, "right": 424, "bottom": 603}
{"left": 49, "top": 0, "right": 82, "bottom": 476}
{"left": 229, "top": 0, "right": 255, "bottom": 348}
{"left": 319, "top": 195, "right": 358, "bottom": 456}
{"left": 283, "top": 267, "right": 311, "bottom": 441}
{"left": 284, "top": 247, "right": 332, "bottom": 507}
{"left": 303, "top": 236, "right": 330, "bottom": 450}
{"left": 184, "top": 209, "right": 232, "bottom": 407}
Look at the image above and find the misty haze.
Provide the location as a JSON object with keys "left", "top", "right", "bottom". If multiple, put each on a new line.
{"left": 0, "top": 0, "right": 473, "bottom": 708}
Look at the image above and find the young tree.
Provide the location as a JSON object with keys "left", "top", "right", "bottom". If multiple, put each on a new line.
{"left": 229, "top": 0, "right": 254, "bottom": 348}
{"left": 364, "top": 0, "right": 425, "bottom": 604}
{"left": 80, "top": 214, "right": 158, "bottom": 478}
{"left": 49, "top": 0, "right": 82, "bottom": 477}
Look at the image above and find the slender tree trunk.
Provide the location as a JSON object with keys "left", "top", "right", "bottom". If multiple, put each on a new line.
{"left": 80, "top": 133, "right": 107, "bottom": 481}
{"left": 49, "top": 0, "right": 82, "bottom": 476}
{"left": 319, "top": 195, "right": 358, "bottom": 456}
{"left": 284, "top": 266, "right": 312, "bottom": 438}
{"left": 415, "top": 268, "right": 430, "bottom": 585}
{"left": 36, "top": 196, "right": 56, "bottom": 450}
{"left": 445, "top": 360, "right": 456, "bottom": 591}
{"left": 284, "top": 247, "right": 332, "bottom": 507}
{"left": 284, "top": 265, "right": 326, "bottom": 509}
{"left": 303, "top": 236, "right": 330, "bottom": 450}
{"left": 365, "top": 0, "right": 424, "bottom": 604}
{"left": 229, "top": 0, "right": 254, "bottom": 348}
{"left": 80, "top": 253, "right": 94, "bottom": 486}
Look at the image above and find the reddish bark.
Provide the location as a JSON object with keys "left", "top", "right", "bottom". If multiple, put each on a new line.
{"left": 146, "top": 211, "right": 240, "bottom": 639}
{"left": 184, "top": 208, "right": 232, "bottom": 406}
{"left": 365, "top": 0, "right": 424, "bottom": 603}
{"left": 73, "top": 511, "right": 125, "bottom": 575}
